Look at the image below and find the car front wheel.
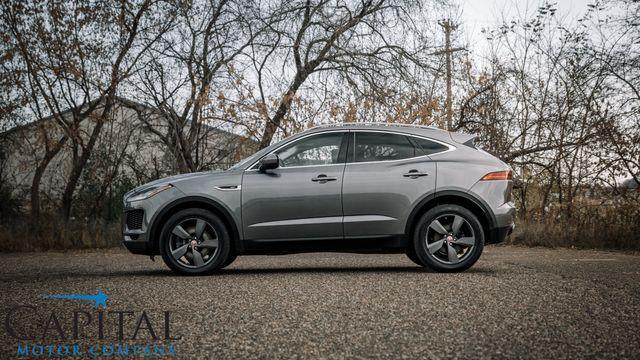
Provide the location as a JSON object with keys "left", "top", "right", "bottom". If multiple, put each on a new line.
{"left": 159, "top": 208, "right": 232, "bottom": 275}
{"left": 412, "top": 204, "right": 484, "bottom": 272}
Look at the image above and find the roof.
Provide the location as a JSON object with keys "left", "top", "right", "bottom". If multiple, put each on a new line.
{"left": 305, "top": 122, "right": 459, "bottom": 144}
{"left": 312, "top": 122, "right": 442, "bottom": 131}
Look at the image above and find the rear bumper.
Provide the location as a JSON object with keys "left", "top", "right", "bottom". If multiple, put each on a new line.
{"left": 487, "top": 224, "right": 514, "bottom": 244}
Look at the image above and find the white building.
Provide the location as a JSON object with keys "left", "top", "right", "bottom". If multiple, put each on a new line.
{"left": 0, "top": 97, "right": 255, "bottom": 213}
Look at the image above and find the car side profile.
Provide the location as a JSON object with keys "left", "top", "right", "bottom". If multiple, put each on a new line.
{"left": 122, "top": 123, "right": 515, "bottom": 274}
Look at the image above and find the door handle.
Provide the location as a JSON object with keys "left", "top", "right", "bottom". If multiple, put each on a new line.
{"left": 403, "top": 170, "right": 429, "bottom": 178}
{"left": 311, "top": 174, "right": 338, "bottom": 183}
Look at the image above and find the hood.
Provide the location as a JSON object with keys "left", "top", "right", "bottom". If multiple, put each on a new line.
{"left": 124, "top": 171, "right": 218, "bottom": 199}
{"left": 143, "top": 171, "right": 214, "bottom": 187}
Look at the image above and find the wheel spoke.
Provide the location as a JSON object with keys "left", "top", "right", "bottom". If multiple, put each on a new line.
{"left": 171, "top": 244, "right": 189, "bottom": 260}
{"left": 447, "top": 243, "right": 459, "bottom": 263}
{"left": 191, "top": 249, "right": 204, "bottom": 267}
{"left": 195, "top": 219, "right": 206, "bottom": 240}
{"left": 454, "top": 237, "right": 475, "bottom": 247}
{"left": 172, "top": 225, "right": 192, "bottom": 240}
{"left": 452, "top": 216, "right": 464, "bottom": 236}
{"left": 199, "top": 238, "right": 219, "bottom": 249}
{"left": 427, "top": 239, "right": 445, "bottom": 254}
{"left": 429, "top": 220, "right": 448, "bottom": 235}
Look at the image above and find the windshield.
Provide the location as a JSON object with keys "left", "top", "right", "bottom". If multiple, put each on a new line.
{"left": 227, "top": 145, "right": 272, "bottom": 171}
{"left": 227, "top": 131, "right": 322, "bottom": 171}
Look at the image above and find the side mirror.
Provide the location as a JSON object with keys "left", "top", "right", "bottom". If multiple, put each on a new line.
{"left": 258, "top": 153, "right": 279, "bottom": 172}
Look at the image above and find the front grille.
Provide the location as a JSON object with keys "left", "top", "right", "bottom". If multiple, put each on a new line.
{"left": 126, "top": 210, "right": 144, "bottom": 230}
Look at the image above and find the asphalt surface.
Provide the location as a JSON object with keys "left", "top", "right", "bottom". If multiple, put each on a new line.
{"left": 0, "top": 246, "right": 638, "bottom": 359}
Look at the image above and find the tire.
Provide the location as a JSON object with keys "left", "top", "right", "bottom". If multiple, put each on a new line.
{"left": 412, "top": 204, "right": 484, "bottom": 272}
{"left": 159, "top": 208, "right": 232, "bottom": 275}
{"left": 406, "top": 249, "right": 423, "bottom": 266}
{"left": 221, "top": 254, "right": 237, "bottom": 269}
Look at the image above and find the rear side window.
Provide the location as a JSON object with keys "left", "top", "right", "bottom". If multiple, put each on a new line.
{"left": 354, "top": 132, "right": 416, "bottom": 162}
{"left": 412, "top": 137, "right": 449, "bottom": 155}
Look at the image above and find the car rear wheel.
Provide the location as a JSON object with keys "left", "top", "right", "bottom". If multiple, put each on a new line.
{"left": 412, "top": 204, "right": 484, "bottom": 272}
{"left": 159, "top": 208, "right": 232, "bottom": 275}
{"left": 221, "top": 254, "right": 237, "bottom": 268}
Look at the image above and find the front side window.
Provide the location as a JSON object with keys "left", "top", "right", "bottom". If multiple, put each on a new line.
{"left": 276, "top": 132, "right": 344, "bottom": 167}
{"left": 354, "top": 132, "right": 416, "bottom": 162}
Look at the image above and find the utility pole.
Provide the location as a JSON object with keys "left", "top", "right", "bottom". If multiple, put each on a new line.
{"left": 436, "top": 19, "right": 463, "bottom": 131}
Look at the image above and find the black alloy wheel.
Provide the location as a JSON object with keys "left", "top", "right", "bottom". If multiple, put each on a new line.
{"left": 413, "top": 204, "right": 484, "bottom": 272}
{"left": 160, "top": 208, "right": 231, "bottom": 275}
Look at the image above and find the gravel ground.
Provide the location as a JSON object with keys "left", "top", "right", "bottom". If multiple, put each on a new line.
{"left": 0, "top": 245, "right": 639, "bottom": 359}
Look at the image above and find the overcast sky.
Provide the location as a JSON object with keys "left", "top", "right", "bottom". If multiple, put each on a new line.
{"left": 458, "top": 0, "right": 595, "bottom": 53}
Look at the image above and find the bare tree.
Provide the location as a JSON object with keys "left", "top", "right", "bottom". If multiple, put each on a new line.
{"left": 1, "top": 0, "right": 173, "bottom": 220}
{"left": 245, "top": 0, "right": 434, "bottom": 148}
{"left": 130, "top": 0, "right": 269, "bottom": 173}
{"left": 455, "top": 1, "right": 638, "bottom": 222}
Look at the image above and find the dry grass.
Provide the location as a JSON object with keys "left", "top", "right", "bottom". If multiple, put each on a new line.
{"left": 0, "top": 199, "right": 638, "bottom": 251}
{"left": 510, "top": 201, "right": 639, "bottom": 250}
{"left": 0, "top": 216, "right": 121, "bottom": 252}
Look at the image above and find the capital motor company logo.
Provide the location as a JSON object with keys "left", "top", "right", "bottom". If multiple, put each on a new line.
{"left": 4, "top": 290, "right": 180, "bottom": 357}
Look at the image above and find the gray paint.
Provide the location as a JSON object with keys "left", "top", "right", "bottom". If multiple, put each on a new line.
{"left": 241, "top": 164, "right": 345, "bottom": 240}
{"left": 122, "top": 124, "right": 515, "bottom": 254}
{"left": 342, "top": 157, "right": 437, "bottom": 236}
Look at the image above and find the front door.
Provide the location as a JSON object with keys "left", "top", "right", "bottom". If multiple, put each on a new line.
{"left": 241, "top": 131, "right": 348, "bottom": 241}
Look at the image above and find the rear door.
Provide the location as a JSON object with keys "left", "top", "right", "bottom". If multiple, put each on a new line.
{"left": 341, "top": 131, "right": 438, "bottom": 237}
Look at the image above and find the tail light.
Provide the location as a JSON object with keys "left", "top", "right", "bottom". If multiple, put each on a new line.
{"left": 480, "top": 170, "right": 513, "bottom": 181}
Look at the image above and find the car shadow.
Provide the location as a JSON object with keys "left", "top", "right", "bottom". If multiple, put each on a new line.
{"left": 220, "top": 266, "right": 432, "bottom": 275}
{"left": 216, "top": 266, "right": 496, "bottom": 276}
{"left": 0, "top": 265, "right": 496, "bottom": 281}
{"left": 138, "top": 265, "right": 496, "bottom": 277}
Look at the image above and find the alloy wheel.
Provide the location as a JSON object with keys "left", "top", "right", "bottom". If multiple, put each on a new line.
{"left": 169, "top": 218, "right": 219, "bottom": 268}
{"left": 425, "top": 213, "right": 476, "bottom": 264}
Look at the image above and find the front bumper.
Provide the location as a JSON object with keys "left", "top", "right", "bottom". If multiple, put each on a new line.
{"left": 122, "top": 238, "right": 154, "bottom": 254}
{"left": 121, "top": 186, "right": 183, "bottom": 255}
{"left": 122, "top": 208, "right": 154, "bottom": 255}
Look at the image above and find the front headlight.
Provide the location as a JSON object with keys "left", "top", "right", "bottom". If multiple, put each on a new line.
{"left": 127, "top": 184, "right": 173, "bottom": 202}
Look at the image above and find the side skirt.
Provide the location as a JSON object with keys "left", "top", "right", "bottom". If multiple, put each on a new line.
{"left": 239, "top": 235, "right": 408, "bottom": 255}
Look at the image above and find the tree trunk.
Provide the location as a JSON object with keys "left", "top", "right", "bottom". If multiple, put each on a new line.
{"left": 60, "top": 117, "right": 108, "bottom": 221}
{"left": 30, "top": 136, "right": 67, "bottom": 222}
{"left": 259, "top": 73, "right": 308, "bottom": 149}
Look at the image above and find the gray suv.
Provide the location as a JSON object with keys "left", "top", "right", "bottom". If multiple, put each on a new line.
{"left": 122, "top": 123, "right": 515, "bottom": 274}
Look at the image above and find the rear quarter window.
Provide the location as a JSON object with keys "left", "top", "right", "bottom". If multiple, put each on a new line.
{"left": 412, "top": 137, "right": 449, "bottom": 155}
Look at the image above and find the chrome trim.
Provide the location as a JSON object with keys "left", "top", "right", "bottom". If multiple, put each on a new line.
{"left": 345, "top": 155, "right": 431, "bottom": 166}
{"left": 248, "top": 216, "right": 343, "bottom": 228}
{"left": 312, "top": 122, "right": 442, "bottom": 130}
{"left": 352, "top": 129, "right": 455, "bottom": 151}
{"left": 214, "top": 185, "right": 242, "bottom": 191}
{"left": 246, "top": 163, "right": 344, "bottom": 172}
{"left": 349, "top": 130, "right": 456, "bottom": 162}
{"left": 246, "top": 128, "right": 456, "bottom": 171}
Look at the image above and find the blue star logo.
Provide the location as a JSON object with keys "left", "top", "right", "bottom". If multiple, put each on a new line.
{"left": 45, "top": 290, "right": 109, "bottom": 308}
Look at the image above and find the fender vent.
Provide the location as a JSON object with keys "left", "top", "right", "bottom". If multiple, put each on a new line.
{"left": 126, "top": 210, "right": 144, "bottom": 230}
